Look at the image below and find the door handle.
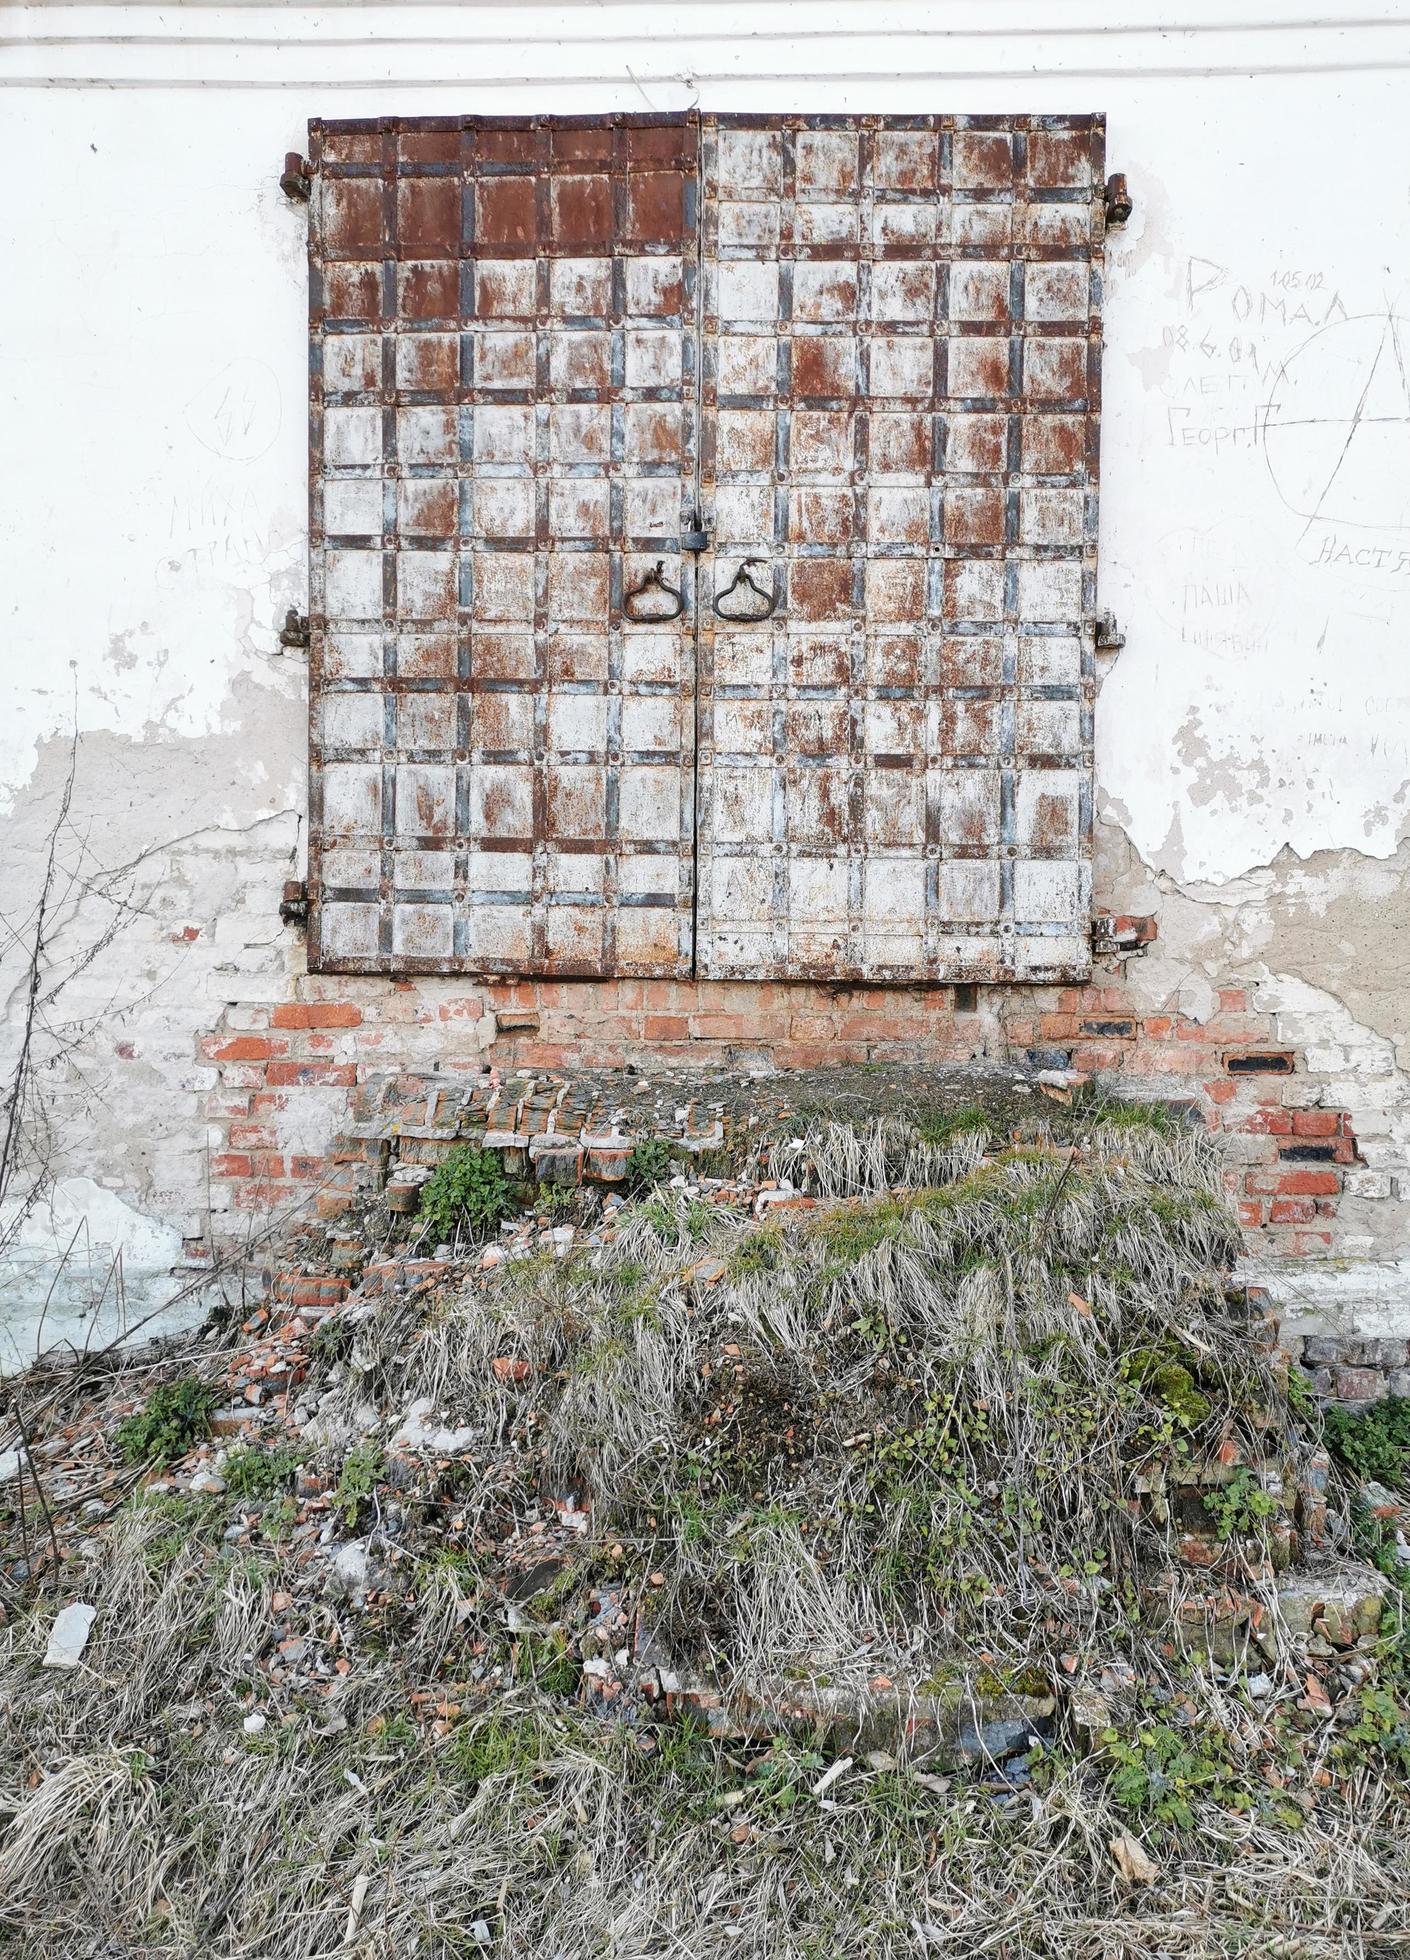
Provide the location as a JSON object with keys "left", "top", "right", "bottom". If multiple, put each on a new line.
{"left": 623, "top": 559, "right": 686, "bottom": 623}
{"left": 712, "top": 557, "right": 779, "bottom": 622}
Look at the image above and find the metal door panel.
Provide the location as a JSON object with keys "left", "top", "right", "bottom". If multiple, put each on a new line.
{"left": 307, "top": 115, "right": 699, "bottom": 976}
{"left": 695, "top": 114, "right": 1104, "bottom": 983}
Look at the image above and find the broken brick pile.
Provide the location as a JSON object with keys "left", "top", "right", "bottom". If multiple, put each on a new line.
{"left": 197, "top": 977, "right": 1404, "bottom": 1271}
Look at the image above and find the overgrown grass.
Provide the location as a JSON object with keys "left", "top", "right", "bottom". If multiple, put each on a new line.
{"left": 4, "top": 1113, "right": 1410, "bottom": 1958}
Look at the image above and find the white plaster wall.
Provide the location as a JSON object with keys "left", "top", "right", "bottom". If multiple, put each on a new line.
{"left": 5, "top": 6, "right": 1409, "bottom": 870}
{"left": 2, "top": 2, "right": 1408, "bottom": 1355}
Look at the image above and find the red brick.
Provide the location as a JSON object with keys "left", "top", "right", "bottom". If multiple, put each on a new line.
{"left": 210, "top": 1153, "right": 253, "bottom": 1177}
{"left": 1217, "top": 987, "right": 1248, "bottom": 1013}
{"left": 271, "top": 1003, "right": 363, "bottom": 1029}
{"left": 227, "top": 1123, "right": 279, "bottom": 1149}
{"left": 1039, "top": 1013, "right": 1078, "bottom": 1040}
{"left": 213, "top": 1035, "right": 279, "bottom": 1062}
{"left": 1069, "top": 1042, "right": 1133, "bottom": 1072}
{"left": 1276, "top": 1170, "right": 1340, "bottom": 1197}
{"left": 1204, "top": 1078, "right": 1236, "bottom": 1105}
{"left": 1241, "top": 1109, "right": 1293, "bottom": 1135}
{"left": 1236, "top": 1200, "right": 1266, "bottom": 1229}
{"left": 1270, "top": 1198, "right": 1315, "bottom": 1224}
{"left": 1292, "top": 1109, "right": 1339, "bottom": 1137}
{"left": 643, "top": 1014, "right": 690, "bottom": 1041}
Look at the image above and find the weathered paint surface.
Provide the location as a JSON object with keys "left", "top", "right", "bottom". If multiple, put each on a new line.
{"left": 308, "top": 110, "right": 1105, "bottom": 983}
{"left": 695, "top": 113, "right": 1102, "bottom": 981}
{"left": 2, "top": 6, "right": 1409, "bottom": 1362}
{"left": 310, "top": 115, "right": 700, "bottom": 976}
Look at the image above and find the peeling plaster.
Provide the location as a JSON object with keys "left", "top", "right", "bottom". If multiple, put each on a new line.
{"left": 0, "top": 1180, "right": 195, "bottom": 1377}
{"left": 2, "top": 56, "right": 1410, "bottom": 1333}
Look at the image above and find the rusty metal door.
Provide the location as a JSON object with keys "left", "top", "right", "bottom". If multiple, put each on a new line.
{"left": 305, "top": 113, "right": 1104, "bottom": 983}
{"left": 696, "top": 115, "right": 1104, "bottom": 983}
{"left": 307, "top": 116, "right": 699, "bottom": 976}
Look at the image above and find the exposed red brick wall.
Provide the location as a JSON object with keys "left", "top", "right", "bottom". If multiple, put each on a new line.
{"left": 199, "top": 972, "right": 1375, "bottom": 1264}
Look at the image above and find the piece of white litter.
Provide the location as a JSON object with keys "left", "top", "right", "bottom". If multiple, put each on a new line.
{"left": 811, "top": 1756, "right": 853, "bottom": 1797}
{"left": 242, "top": 1712, "right": 266, "bottom": 1735}
{"left": 43, "top": 1602, "right": 96, "bottom": 1670}
{"left": 342, "top": 1871, "right": 371, "bottom": 1947}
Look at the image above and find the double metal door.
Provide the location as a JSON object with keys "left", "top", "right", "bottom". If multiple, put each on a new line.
{"left": 306, "top": 112, "right": 1106, "bottom": 983}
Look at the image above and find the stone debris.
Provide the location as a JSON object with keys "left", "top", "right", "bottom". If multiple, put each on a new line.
{"left": 0, "top": 1069, "right": 1401, "bottom": 1786}
{"left": 42, "top": 1602, "right": 96, "bottom": 1670}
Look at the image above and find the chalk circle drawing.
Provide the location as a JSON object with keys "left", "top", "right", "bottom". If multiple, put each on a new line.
{"left": 184, "top": 358, "right": 282, "bottom": 463}
{"left": 1263, "top": 311, "right": 1410, "bottom": 534}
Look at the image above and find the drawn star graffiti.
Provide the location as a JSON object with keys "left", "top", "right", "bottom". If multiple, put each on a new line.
{"left": 1261, "top": 310, "right": 1410, "bottom": 538}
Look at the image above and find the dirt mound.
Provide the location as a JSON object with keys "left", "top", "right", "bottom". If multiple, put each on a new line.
{"left": 2, "top": 1107, "right": 1407, "bottom": 1957}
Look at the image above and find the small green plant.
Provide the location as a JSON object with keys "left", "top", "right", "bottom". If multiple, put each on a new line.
{"left": 1341, "top": 1684, "right": 1410, "bottom": 1774}
{"left": 1325, "top": 1397, "right": 1410, "bottom": 1490}
{"left": 334, "top": 1441, "right": 386, "bottom": 1525}
{"left": 261, "top": 1496, "right": 299, "bottom": 1539}
{"left": 116, "top": 1377, "right": 220, "bottom": 1468}
{"left": 744, "top": 1735, "right": 828, "bottom": 1814}
{"left": 512, "top": 1629, "right": 580, "bottom": 1696}
{"left": 728, "top": 1229, "right": 781, "bottom": 1279}
{"left": 537, "top": 1181, "right": 579, "bottom": 1217}
{"left": 1103, "top": 1722, "right": 1244, "bottom": 1831}
{"left": 1201, "top": 1466, "right": 1278, "bottom": 1541}
{"left": 449, "top": 1712, "right": 543, "bottom": 1787}
{"left": 417, "top": 1145, "right": 517, "bottom": 1246}
{"left": 129, "top": 1488, "right": 224, "bottom": 1568}
{"left": 912, "top": 1104, "right": 991, "bottom": 1148}
{"left": 625, "top": 1138, "right": 676, "bottom": 1193}
{"left": 309, "top": 1317, "right": 354, "bottom": 1366}
{"left": 223, "top": 1445, "right": 300, "bottom": 1500}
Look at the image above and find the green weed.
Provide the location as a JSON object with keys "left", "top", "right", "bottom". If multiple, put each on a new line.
{"left": 223, "top": 1445, "right": 300, "bottom": 1500}
{"left": 1325, "top": 1397, "right": 1410, "bottom": 1489}
{"left": 116, "top": 1377, "right": 220, "bottom": 1468}
{"left": 1201, "top": 1466, "right": 1279, "bottom": 1541}
{"left": 334, "top": 1441, "right": 386, "bottom": 1526}
{"left": 417, "top": 1145, "right": 517, "bottom": 1246}
{"left": 625, "top": 1138, "right": 677, "bottom": 1193}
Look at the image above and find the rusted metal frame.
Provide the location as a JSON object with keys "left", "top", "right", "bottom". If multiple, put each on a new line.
{"left": 306, "top": 114, "right": 700, "bottom": 975}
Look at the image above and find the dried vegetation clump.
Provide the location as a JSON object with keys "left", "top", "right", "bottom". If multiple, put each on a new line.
{"left": 2, "top": 1110, "right": 1409, "bottom": 1958}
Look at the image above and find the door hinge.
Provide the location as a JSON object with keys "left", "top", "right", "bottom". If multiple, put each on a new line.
{"left": 1094, "top": 609, "right": 1125, "bottom": 653}
{"left": 280, "top": 152, "right": 313, "bottom": 202}
{"left": 1091, "top": 913, "right": 1157, "bottom": 959}
{"left": 279, "top": 608, "right": 310, "bottom": 650}
{"left": 1104, "top": 172, "right": 1132, "bottom": 228}
{"left": 280, "top": 880, "right": 309, "bottom": 928}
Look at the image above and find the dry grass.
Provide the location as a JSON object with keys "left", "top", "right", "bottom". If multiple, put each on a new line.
{"left": 3, "top": 1115, "right": 1409, "bottom": 1957}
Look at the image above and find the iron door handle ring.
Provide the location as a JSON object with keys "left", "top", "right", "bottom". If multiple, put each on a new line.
{"left": 712, "top": 557, "right": 779, "bottom": 623}
{"left": 623, "top": 559, "right": 685, "bottom": 623}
